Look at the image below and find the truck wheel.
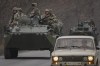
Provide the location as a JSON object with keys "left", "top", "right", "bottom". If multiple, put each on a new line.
{"left": 4, "top": 48, "right": 18, "bottom": 59}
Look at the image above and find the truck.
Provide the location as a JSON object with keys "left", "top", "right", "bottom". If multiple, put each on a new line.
{"left": 3, "top": 16, "right": 63, "bottom": 59}
{"left": 51, "top": 36, "right": 100, "bottom": 66}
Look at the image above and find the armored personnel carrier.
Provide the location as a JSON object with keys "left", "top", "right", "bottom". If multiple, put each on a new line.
{"left": 69, "top": 21, "right": 96, "bottom": 36}
{"left": 69, "top": 20, "right": 99, "bottom": 46}
{"left": 3, "top": 16, "right": 63, "bottom": 59}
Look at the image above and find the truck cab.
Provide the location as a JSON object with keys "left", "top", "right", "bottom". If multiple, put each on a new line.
{"left": 51, "top": 36, "right": 99, "bottom": 66}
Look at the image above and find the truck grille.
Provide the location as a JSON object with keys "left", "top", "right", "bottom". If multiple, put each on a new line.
{"left": 59, "top": 56, "right": 84, "bottom": 62}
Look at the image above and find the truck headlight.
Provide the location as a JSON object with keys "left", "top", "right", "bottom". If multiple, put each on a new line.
{"left": 88, "top": 56, "right": 94, "bottom": 61}
{"left": 53, "top": 56, "right": 58, "bottom": 61}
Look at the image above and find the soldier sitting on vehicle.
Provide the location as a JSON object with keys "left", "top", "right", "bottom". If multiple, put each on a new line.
{"left": 89, "top": 19, "right": 95, "bottom": 27}
{"left": 30, "top": 3, "right": 40, "bottom": 25}
{"left": 89, "top": 19, "right": 96, "bottom": 31}
{"left": 41, "top": 9, "right": 57, "bottom": 25}
{"left": 30, "top": 3, "right": 40, "bottom": 18}
{"left": 41, "top": 9, "right": 63, "bottom": 35}
{"left": 13, "top": 8, "right": 26, "bottom": 26}
{"left": 9, "top": 7, "right": 18, "bottom": 27}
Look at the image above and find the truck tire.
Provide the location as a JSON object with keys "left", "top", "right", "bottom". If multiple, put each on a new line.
{"left": 4, "top": 48, "right": 18, "bottom": 59}
{"left": 4, "top": 48, "right": 12, "bottom": 59}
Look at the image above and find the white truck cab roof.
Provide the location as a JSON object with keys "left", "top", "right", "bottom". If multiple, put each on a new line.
{"left": 57, "top": 36, "right": 94, "bottom": 40}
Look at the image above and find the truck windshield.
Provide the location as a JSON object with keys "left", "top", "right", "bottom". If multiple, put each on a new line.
{"left": 55, "top": 38, "right": 95, "bottom": 50}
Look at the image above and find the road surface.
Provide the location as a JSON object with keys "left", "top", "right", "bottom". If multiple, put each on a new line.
{"left": 0, "top": 51, "right": 51, "bottom": 66}
{"left": 0, "top": 50, "right": 100, "bottom": 66}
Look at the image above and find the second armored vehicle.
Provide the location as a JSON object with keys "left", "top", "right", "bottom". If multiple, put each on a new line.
{"left": 69, "top": 21, "right": 99, "bottom": 46}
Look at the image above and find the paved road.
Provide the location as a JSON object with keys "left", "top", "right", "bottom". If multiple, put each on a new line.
{"left": 0, "top": 51, "right": 51, "bottom": 66}
{"left": 0, "top": 50, "right": 100, "bottom": 66}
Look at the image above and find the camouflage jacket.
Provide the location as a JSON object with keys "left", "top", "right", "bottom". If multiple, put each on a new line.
{"left": 41, "top": 14, "right": 57, "bottom": 25}
{"left": 30, "top": 7, "right": 40, "bottom": 18}
{"left": 14, "top": 12, "right": 25, "bottom": 21}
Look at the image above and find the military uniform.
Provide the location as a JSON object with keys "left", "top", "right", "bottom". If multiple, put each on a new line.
{"left": 42, "top": 14, "right": 57, "bottom": 25}
{"left": 41, "top": 9, "right": 63, "bottom": 35}
{"left": 89, "top": 19, "right": 96, "bottom": 31}
{"left": 30, "top": 3, "right": 40, "bottom": 25}
{"left": 9, "top": 7, "right": 18, "bottom": 26}
{"left": 89, "top": 19, "right": 95, "bottom": 27}
{"left": 41, "top": 9, "right": 57, "bottom": 25}
{"left": 13, "top": 8, "right": 25, "bottom": 25}
{"left": 30, "top": 8, "right": 40, "bottom": 18}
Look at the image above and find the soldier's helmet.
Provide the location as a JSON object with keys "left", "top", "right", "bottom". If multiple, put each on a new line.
{"left": 84, "top": 21, "right": 89, "bottom": 23}
{"left": 45, "top": 9, "right": 53, "bottom": 12}
{"left": 45, "top": 9, "right": 53, "bottom": 14}
{"left": 18, "top": 8, "right": 22, "bottom": 12}
{"left": 45, "top": 9, "right": 50, "bottom": 12}
{"left": 49, "top": 9, "right": 53, "bottom": 13}
{"left": 12, "top": 7, "right": 18, "bottom": 11}
{"left": 32, "top": 3, "right": 37, "bottom": 7}
{"left": 12, "top": 7, "right": 18, "bottom": 14}
{"left": 90, "top": 18, "right": 94, "bottom": 22}
{"left": 78, "top": 22, "right": 83, "bottom": 27}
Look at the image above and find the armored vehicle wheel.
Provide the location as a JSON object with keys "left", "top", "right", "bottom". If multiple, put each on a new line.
{"left": 4, "top": 48, "right": 18, "bottom": 59}
{"left": 11, "top": 48, "right": 18, "bottom": 58}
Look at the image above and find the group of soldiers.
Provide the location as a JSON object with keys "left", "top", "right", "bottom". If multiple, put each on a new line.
{"left": 8, "top": 3, "right": 63, "bottom": 35}
{"left": 69, "top": 19, "right": 97, "bottom": 36}
{"left": 77, "top": 19, "right": 96, "bottom": 31}
{"left": 9, "top": 3, "right": 58, "bottom": 27}
{"left": 78, "top": 19, "right": 95, "bottom": 27}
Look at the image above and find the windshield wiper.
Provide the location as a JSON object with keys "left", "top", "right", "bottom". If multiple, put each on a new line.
{"left": 70, "top": 46, "right": 81, "bottom": 48}
{"left": 57, "top": 47, "right": 67, "bottom": 48}
{"left": 57, "top": 46, "right": 71, "bottom": 49}
{"left": 57, "top": 46, "right": 81, "bottom": 49}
